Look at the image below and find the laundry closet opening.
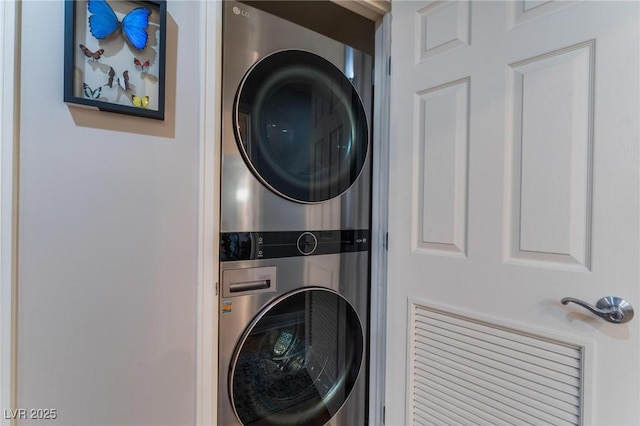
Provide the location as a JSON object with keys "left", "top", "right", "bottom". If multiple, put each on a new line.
{"left": 217, "top": 1, "right": 378, "bottom": 425}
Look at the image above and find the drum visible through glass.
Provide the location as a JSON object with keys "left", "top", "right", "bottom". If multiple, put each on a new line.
{"left": 234, "top": 50, "right": 369, "bottom": 203}
{"left": 230, "top": 288, "right": 364, "bottom": 425}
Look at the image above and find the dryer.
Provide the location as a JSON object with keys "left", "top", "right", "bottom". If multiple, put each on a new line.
{"left": 220, "top": 0, "right": 372, "bottom": 233}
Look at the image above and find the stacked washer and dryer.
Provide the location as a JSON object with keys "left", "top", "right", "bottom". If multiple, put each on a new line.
{"left": 218, "top": 2, "right": 373, "bottom": 425}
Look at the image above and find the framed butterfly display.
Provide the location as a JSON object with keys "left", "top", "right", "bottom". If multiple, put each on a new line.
{"left": 63, "top": 0, "right": 166, "bottom": 120}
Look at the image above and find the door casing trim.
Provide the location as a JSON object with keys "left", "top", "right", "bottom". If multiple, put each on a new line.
{"left": 1, "top": 1, "right": 20, "bottom": 424}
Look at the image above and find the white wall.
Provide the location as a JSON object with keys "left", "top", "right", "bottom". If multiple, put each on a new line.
{"left": 17, "top": 2, "right": 203, "bottom": 424}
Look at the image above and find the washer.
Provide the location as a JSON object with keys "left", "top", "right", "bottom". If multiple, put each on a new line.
{"left": 220, "top": 0, "right": 372, "bottom": 233}
{"left": 218, "top": 230, "right": 369, "bottom": 425}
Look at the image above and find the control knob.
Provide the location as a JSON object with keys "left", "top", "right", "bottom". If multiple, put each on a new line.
{"left": 297, "top": 232, "right": 317, "bottom": 255}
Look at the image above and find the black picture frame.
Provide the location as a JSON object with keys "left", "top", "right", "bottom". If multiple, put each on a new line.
{"left": 64, "top": 0, "right": 167, "bottom": 120}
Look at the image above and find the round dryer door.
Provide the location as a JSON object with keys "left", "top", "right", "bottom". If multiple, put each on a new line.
{"left": 229, "top": 288, "right": 364, "bottom": 426}
{"left": 234, "top": 50, "right": 369, "bottom": 203}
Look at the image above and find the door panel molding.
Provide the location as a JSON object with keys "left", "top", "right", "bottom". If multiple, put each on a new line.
{"left": 415, "top": 1, "right": 471, "bottom": 63}
{"left": 414, "top": 77, "right": 470, "bottom": 257}
{"left": 504, "top": 40, "right": 595, "bottom": 270}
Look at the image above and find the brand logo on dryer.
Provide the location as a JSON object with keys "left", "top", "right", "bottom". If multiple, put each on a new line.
{"left": 232, "top": 6, "right": 249, "bottom": 17}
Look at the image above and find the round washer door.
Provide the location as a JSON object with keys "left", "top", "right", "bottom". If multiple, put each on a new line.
{"left": 234, "top": 50, "right": 369, "bottom": 203}
{"left": 230, "top": 288, "right": 364, "bottom": 426}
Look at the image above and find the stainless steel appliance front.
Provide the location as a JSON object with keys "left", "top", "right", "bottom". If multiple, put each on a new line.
{"left": 221, "top": 1, "right": 372, "bottom": 232}
{"left": 218, "top": 251, "right": 369, "bottom": 426}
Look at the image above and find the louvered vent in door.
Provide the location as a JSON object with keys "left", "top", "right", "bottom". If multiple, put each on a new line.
{"left": 409, "top": 303, "right": 583, "bottom": 425}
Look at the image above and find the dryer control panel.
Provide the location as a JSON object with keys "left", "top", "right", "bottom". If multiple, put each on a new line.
{"left": 220, "top": 229, "right": 370, "bottom": 261}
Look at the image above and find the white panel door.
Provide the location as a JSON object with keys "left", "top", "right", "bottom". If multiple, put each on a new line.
{"left": 386, "top": 1, "right": 639, "bottom": 425}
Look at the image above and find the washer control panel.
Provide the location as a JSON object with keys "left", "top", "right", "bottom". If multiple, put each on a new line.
{"left": 296, "top": 232, "right": 318, "bottom": 255}
{"left": 220, "top": 229, "right": 369, "bottom": 261}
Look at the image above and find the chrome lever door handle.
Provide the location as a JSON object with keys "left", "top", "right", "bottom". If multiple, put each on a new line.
{"left": 561, "top": 296, "right": 634, "bottom": 324}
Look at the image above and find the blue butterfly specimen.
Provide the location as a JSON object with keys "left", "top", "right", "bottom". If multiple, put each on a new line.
{"left": 87, "top": 0, "right": 151, "bottom": 50}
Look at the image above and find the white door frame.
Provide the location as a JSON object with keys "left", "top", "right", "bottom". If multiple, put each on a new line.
{"left": 370, "top": 11, "right": 392, "bottom": 426}
{"left": 0, "top": 1, "right": 19, "bottom": 424}
{"left": 196, "top": 1, "right": 223, "bottom": 425}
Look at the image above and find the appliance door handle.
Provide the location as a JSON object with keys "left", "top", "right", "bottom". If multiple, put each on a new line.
{"left": 561, "top": 296, "right": 634, "bottom": 324}
{"left": 229, "top": 279, "right": 271, "bottom": 293}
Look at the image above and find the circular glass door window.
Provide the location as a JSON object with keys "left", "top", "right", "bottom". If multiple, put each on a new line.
{"left": 234, "top": 50, "right": 369, "bottom": 203}
{"left": 230, "top": 288, "right": 364, "bottom": 425}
